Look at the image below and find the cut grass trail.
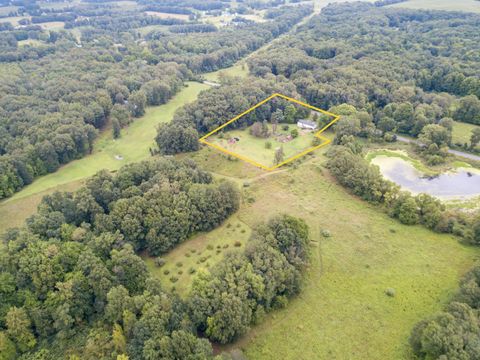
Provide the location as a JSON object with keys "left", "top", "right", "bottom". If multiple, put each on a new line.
{"left": 4, "top": 82, "right": 209, "bottom": 203}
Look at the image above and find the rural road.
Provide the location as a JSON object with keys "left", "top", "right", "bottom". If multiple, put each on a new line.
{"left": 396, "top": 135, "right": 480, "bottom": 162}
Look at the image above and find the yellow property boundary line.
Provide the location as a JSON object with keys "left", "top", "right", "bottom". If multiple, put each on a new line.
{"left": 199, "top": 93, "right": 340, "bottom": 171}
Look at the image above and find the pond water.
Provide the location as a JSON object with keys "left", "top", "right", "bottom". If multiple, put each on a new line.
{"left": 371, "top": 155, "right": 480, "bottom": 200}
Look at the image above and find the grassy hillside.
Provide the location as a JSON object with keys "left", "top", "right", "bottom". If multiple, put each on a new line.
{"left": 157, "top": 148, "right": 479, "bottom": 360}
{"left": 3, "top": 82, "right": 209, "bottom": 203}
{"left": 0, "top": 180, "right": 85, "bottom": 236}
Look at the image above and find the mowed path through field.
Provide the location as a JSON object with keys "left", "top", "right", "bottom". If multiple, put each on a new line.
{"left": 3, "top": 82, "right": 209, "bottom": 204}
{"left": 0, "top": 83, "right": 208, "bottom": 234}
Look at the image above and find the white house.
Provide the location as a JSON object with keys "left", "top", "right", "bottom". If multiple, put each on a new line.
{"left": 297, "top": 119, "right": 318, "bottom": 130}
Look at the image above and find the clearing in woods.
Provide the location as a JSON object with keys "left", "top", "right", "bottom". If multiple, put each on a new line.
{"left": 200, "top": 93, "right": 339, "bottom": 170}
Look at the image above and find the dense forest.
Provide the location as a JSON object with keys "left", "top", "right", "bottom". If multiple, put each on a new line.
{"left": 159, "top": 2, "right": 480, "bottom": 163}
{"left": 246, "top": 2, "right": 480, "bottom": 150}
{"left": 0, "top": 158, "right": 310, "bottom": 358}
{"left": 0, "top": 0, "right": 311, "bottom": 199}
{"left": 1, "top": 0, "right": 480, "bottom": 359}
{"left": 0, "top": 60, "right": 189, "bottom": 198}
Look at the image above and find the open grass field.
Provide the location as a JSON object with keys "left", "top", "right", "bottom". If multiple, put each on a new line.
{"left": 3, "top": 82, "right": 209, "bottom": 203}
{"left": 203, "top": 62, "right": 249, "bottom": 82}
{"left": 208, "top": 124, "right": 319, "bottom": 168}
{"left": 0, "top": 16, "right": 29, "bottom": 26}
{"left": 172, "top": 148, "right": 480, "bottom": 360}
{"left": 0, "top": 6, "right": 19, "bottom": 16}
{"left": 389, "top": 0, "right": 480, "bottom": 13}
{"left": 18, "top": 39, "right": 44, "bottom": 47}
{"left": 145, "top": 11, "right": 190, "bottom": 20}
{"left": 0, "top": 180, "right": 85, "bottom": 236}
{"left": 452, "top": 121, "right": 479, "bottom": 147}
{"left": 135, "top": 24, "right": 170, "bottom": 36}
{"left": 38, "top": 21, "right": 65, "bottom": 30}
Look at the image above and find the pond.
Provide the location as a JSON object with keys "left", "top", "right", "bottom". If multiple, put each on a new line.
{"left": 371, "top": 155, "right": 480, "bottom": 200}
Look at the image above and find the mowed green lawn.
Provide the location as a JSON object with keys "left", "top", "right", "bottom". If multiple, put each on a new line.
{"left": 208, "top": 124, "right": 319, "bottom": 168}
{"left": 4, "top": 82, "right": 209, "bottom": 203}
{"left": 166, "top": 149, "right": 479, "bottom": 360}
{"left": 389, "top": 0, "right": 480, "bottom": 13}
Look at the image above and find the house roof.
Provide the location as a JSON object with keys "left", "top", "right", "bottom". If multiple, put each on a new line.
{"left": 297, "top": 119, "right": 317, "bottom": 127}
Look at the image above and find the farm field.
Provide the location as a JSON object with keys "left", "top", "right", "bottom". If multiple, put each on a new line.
{"left": 389, "top": 0, "right": 480, "bottom": 13}
{"left": 18, "top": 39, "right": 43, "bottom": 47}
{"left": 38, "top": 21, "right": 65, "bottom": 30}
{"left": 3, "top": 82, "right": 209, "bottom": 202}
{"left": 207, "top": 124, "right": 319, "bottom": 168}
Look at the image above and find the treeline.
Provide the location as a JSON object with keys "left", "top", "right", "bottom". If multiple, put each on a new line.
{"left": 138, "top": 0, "right": 228, "bottom": 11}
{"left": 169, "top": 23, "right": 217, "bottom": 33}
{"left": 142, "top": 5, "right": 193, "bottom": 15}
{"left": 189, "top": 214, "right": 310, "bottom": 343}
{"left": 0, "top": 58, "right": 190, "bottom": 199}
{"left": 247, "top": 3, "right": 480, "bottom": 135}
{"left": 27, "top": 159, "right": 239, "bottom": 255}
{"left": 147, "top": 5, "right": 312, "bottom": 73}
{"left": 326, "top": 145, "right": 480, "bottom": 244}
{"left": 65, "top": 14, "right": 186, "bottom": 31}
{"left": 410, "top": 264, "right": 480, "bottom": 359}
{"left": 0, "top": 158, "right": 309, "bottom": 358}
{"left": 31, "top": 13, "right": 76, "bottom": 24}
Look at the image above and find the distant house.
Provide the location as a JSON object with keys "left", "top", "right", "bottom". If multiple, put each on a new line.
{"left": 297, "top": 119, "right": 318, "bottom": 130}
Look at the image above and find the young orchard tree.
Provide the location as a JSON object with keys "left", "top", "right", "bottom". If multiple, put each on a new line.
{"left": 274, "top": 146, "right": 285, "bottom": 165}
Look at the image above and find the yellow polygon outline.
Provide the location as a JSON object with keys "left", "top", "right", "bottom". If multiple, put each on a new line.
{"left": 199, "top": 93, "right": 340, "bottom": 171}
